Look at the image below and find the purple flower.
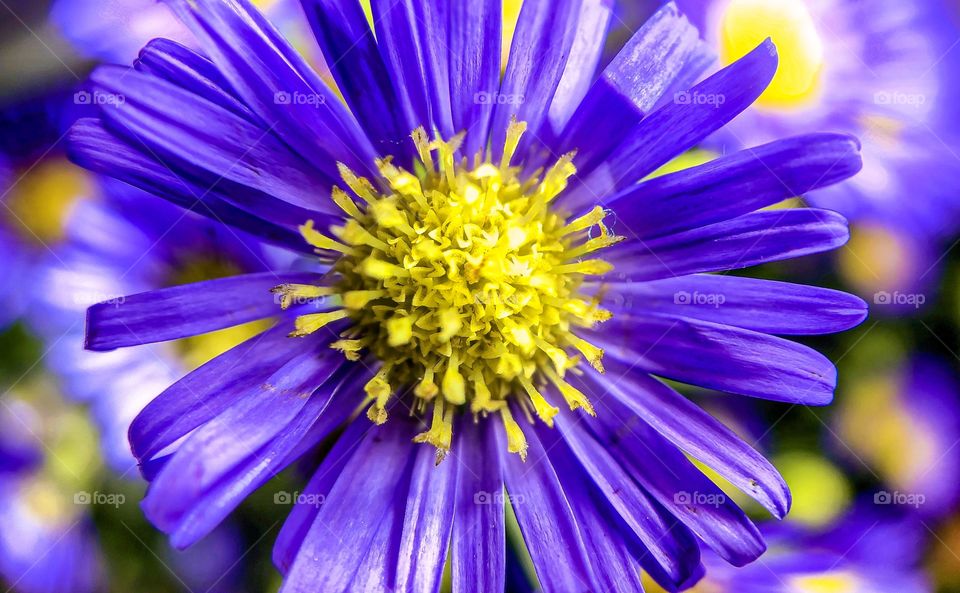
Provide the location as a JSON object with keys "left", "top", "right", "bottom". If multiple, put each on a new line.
{"left": 69, "top": 1, "right": 866, "bottom": 590}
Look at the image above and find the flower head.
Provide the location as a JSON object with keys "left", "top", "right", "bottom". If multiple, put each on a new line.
{"left": 70, "top": 0, "right": 866, "bottom": 590}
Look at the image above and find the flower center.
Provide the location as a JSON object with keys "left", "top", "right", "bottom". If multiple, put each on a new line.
{"left": 275, "top": 122, "right": 620, "bottom": 460}
{"left": 5, "top": 159, "right": 93, "bottom": 244}
{"left": 719, "top": 0, "right": 825, "bottom": 110}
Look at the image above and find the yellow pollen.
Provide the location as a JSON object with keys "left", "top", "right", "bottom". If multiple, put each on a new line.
{"left": 285, "top": 125, "right": 619, "bottom": 456}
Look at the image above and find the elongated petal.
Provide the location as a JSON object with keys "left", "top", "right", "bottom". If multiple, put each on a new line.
{"left": 498, "top": 415, "right": 597, "bottom": 592}
{"left": 371, "top": 0, "right": 454, "bottom": 140}
{"left": 163, "top": 0, "right": 376, "bottom": 173}
{"left": 129, "top": 321, "right": 326, "bottom": 463}
{"left": 587, "top": 314, "right": 838, "bottom": 404}
{"left": 606, "top": 133, "right": 863, "bottom": 239}
{"left": 490, "top": 0, "right": 581, "bottom": 159}
{"left": 143, "top": 350, "right": 342, "bottom": 540}
{"left": 593, "top": 410, "right": 766, "bottom": 566}
{"left": 608, "top": 209, "right": 850, "bottom": 282}
{"left": 563, "top": 39, "right": 778, "bottom": 210}
{"left": 300, "top": 0, "right": 407, "bottom": 152}
{"left": 395, "top": 442, "right": 457, "bottom": 593}
{"left": 279, "top": 419, "right": 415, "bottom": 593}
{"left": 449, "top": 0, "right": 501, "bottom": 157}
{"left": 452, "top": 417, "right": 505, "bottom": 593}
{"left": 163, "top": 366, "right": 360, "bottom": 548}
{"left": 543, "top": 428, "right": 655, "bottom": 593}
{"left": 598, "top": 275, "right": 868, "bottom": 335}
{"left": 559, "top": 2, "right": 703, "bottom": 171}
{"left": 273, "top": 397, "right": 377, "bottom": 573}
{"left": 546, "top": 0, "right": 614, "bottom": 135}
{"left": 92, "top": 66, "right": 336, "bottom": 220}
{"left": 134, "top": 38, "right": 249, "bottom": 119}
{"left": 86, "top": 272, "right": 319, "bottom": 351}
{"left": 68, "top": 119, "right": 311, "bottom": 251}
{"left": 552, "top": 409, "right": 702, "bottom": 584}
{"left": 579, "top": 366, "right": 790, "bottom": 518}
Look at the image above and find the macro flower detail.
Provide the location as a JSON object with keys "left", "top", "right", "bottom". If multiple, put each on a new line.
{"left": 279, "top": 123, "right": 615, "bottom": 456}
{"left": 66, "top": 0, "right": 869, "bottom": 591}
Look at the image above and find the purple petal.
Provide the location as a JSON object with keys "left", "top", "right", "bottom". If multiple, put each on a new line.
{"left": 578, "top": 366, "right": 790, "bottom": 518}
{"left": 599, "top": 275, "right": 868, "bottom": 335}
{"left": 163, "top": 0, "right": 377, "bottom": 174}
{"left": 490, "top": 0, "right": 581, "bottom": 159}
{"left": 451, "top": 418, "right": 505, "bottom": 593}
{"left": 134, "top": 38, "right": 249, "bottom": 119}
{"left": 300, "top": 0, "right": 408, "bottom": 152}
{"left": 142, "top": 349, "right": 343, "bottom": 540}
{"left": 279, "top": 418, "right": 416, "bottom": 593}
{"left": 395, "top": 443, "right": 457, "bottom": 593}
{"left": 587, "top": 314, "right": 838, "bottom": 404}
{"left": 85, "top": 271, "right": 319, "bottom": 351}
{"left": 164, "top": 365, "right": 360, "bottom": 548}
{"left": 371, "top": 0, "right": 454, "bottom": 140}
{"left": 605, "top": 133, "right": 862, "bottom": 240}
{"left": 592, "top": 404, "right": 766, "bottom": 566}
{"left": 552, "top": 409, "right": 702, "bottom": 584}
{"left": 67, "top": 118, "right": 312, "bottom": 251}
{"left": 273, "top": 394, "right": 377, "bottom": 573}
{"left": 561, "top": 38, "right": 778, "bottom": 210}
{"left": 449, "top": 0, "right": 501, "bottom": 157}
{"left": 498, "top": 414, "right": 597, "bottom": 592}
{"left": 607, "top": 209, "right": 850, "bottom": 282}
{"left": 545, "top": 0, "right": 615, "bottom": 135}
{"left": 129, "top": 321, "right": 328, "bottom": 463}
{"left": 558, "top": 1, "right": 704, "bottom": 172}
{"left": 91, "top": 66, "right": 337, "bottom": 220}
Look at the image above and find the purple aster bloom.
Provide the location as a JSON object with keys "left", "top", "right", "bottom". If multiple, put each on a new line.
{"left": 69, "top": 0, "right": 867, "bottom": 590}
{"left": 685, "top": 503, "right": 931, "bottom": 593}
{"left": 33, "top": 180, "right": 279, "bottom": 472}
{"left": 835, "top": 356, "right": 960, "bottom": 519}
{"left": 0, "top": 396, "right": 103, "bottom": 593}
{"left": 673, "top": 0, "right": 960, "bottom": 307}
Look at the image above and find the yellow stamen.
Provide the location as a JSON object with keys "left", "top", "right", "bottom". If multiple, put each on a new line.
{"left": 271, "top": 284, "right": 336, "bottom": 310}
{"left": 413, "top": 399, "right": 454, "bottom": 464}
{"left": 518, "top": 376, "right": 559, "bottom": 427}
{"left": 289, "top": 310, "right": 350, "bottom": 337}
{"left": 500, "top": 407, "right": 528, "bottom": 461}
